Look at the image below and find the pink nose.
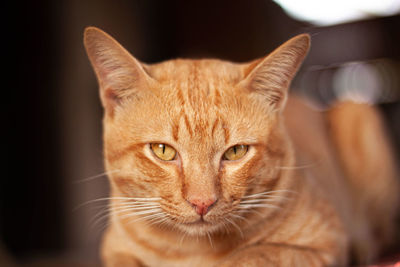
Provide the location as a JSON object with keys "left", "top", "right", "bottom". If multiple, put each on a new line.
{"left": 189, "top": 198, "right": 217, "bottom": 216}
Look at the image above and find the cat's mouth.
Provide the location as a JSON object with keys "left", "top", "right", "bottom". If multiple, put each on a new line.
{"left": 184, "top": 217, "right": 211, "bottom": 226}
{"left": 177, "top": 217, "right": 223, "bottom": 236}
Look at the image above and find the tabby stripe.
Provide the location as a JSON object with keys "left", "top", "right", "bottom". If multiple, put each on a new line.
{"left": 172, "top": 122, "right": 180, "bottom": 142}
{"left": 214, "top": 89, "right": 221, "bottom": 107}
{"left": 183, "top": 113, "right": 193, "bottom": 137}
{"left": 211, "top": 117, "right": 220, "bottom": 137}
{"left": 223, "top": 123, "right": 230, "bottom": 144}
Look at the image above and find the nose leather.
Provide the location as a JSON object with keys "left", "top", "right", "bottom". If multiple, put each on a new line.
{"left": 188, "top": 198, "right": 217, "bottom": 216}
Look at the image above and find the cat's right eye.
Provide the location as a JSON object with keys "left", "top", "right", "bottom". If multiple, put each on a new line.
{"left": 223, "top": 145, "right": 248, "bottom": 161}
{"left": 150, "top": 143, "right": 177, "bottom": 161}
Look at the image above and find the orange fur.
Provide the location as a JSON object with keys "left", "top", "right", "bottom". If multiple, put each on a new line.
{"left": 84, "top": 27, "right": 399, "bottom": 266}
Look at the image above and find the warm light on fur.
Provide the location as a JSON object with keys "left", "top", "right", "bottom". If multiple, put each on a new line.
{"left": 84, "top": 27, "right": 399, "bottom": 266}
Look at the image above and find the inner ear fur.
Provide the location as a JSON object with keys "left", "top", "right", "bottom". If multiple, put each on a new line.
{"left": 83, "top": 26, "right": 152, "bottom": 111}
{"left": 241, "top": 34, "right": 310, "bottom": 110}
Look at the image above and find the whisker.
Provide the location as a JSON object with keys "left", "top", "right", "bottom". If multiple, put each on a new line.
{"left": 90, "top": 203, "right": 162, "bottom": 229}
{"left": 74, "top": 197, "right": 161, "bottom": 211}
{"left": 96, "top": 217, "right": 113, "bottom": 236}
{"left": 229, "top": 213, "right": 249, "bottom": 224}
{"left": 90, "top": 203, "right": 161, "bottom": 215}
{"left": 125, "top": 210, "right": 165, "bottom": 222}
{"left": 238, "top": 207, "right": 264, "bottom": 217}
{"left": 151, "top": 217, "right": 170, "bottom": 230}
{"left": 119, "top": 208, "right": 163, "bottom": 220}
{"left": 73, "top": 169, "right": 121, "bottom": 184}
{"left": 85, "top": 202, "right": 160, "bottom": 221}
{"left": 90, "top": 210, "right": 113, "bottom": 230}
{"left": 275, "top": 161, "right": 320, "bottom": 170}
{"left": 220, "top": 220, "right": 230, "bottom": 234}
{"left": 239, "top": 203, "right": 281, "bottom": 209}
{"left": 179, "top": 231, "right": 188, "bottom": 246}
{"left": 88, "top": 220, "right": 109, "bottom": 240}
{"left": 107, "top": 196, "right": 162, "bottom": 201}
{"left": 110, "top": 203, "right": 161, "bottom": 209}
{"left": 106, "top": 206, "right": 161, "bottom": 218}
{"left": 225, "top": 217, "right": 244, "bottom": 238}
{"left": 130, "top": 212, "right": 168, "bottom": 225}
{"left": 242, "top": 189, "right": 295, "bottom": 199}
{"left": 240, "top": 197, "right": 289, "bottom": 204}
{"left": 91, "top": 205, "right": 157, "bottom": 228}
{"left": 148, "top": 214, "right": 168, "bottom": 224}
{"left": 206, "top": 231, "right": 214, "bottom": 249}
{"left": 145, "top": 213, "right": 169, "bottom": 229}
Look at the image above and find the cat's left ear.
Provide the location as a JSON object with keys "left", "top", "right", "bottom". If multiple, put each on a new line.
{"left": 240, "top": 34, "right": 310, "bottom": 110}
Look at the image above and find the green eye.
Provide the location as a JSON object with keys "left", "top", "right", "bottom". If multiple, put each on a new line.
{"left": 150, "top": 143, "right": 177, "bottom": 161}
{"left": 223, "top": 145, "right": 248, "bottom": 161}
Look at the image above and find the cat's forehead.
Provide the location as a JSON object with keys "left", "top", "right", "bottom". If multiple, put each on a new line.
{"left": 144, "top": 59, "right": 252, "bottom": 119}
{"left": 146, "top": 59, "right": 244, "bottom": 85}
{"left": 119, "top": 59, "right": 269, "bottom": 146}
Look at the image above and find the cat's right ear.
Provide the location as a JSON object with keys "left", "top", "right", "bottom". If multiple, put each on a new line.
{"left": 84, "top": 27, "right": 152, "bottom": 113}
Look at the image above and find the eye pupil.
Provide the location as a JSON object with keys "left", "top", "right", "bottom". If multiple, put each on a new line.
{"left": 151, "top": 143, "right": 177, "bottom": 161}
{"left": 223, "top": 145, "right": 248, "bottom": 161}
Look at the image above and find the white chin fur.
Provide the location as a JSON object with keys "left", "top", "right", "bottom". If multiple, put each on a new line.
{"left": 175, "top": 221, "right": 224, "bottom": 236}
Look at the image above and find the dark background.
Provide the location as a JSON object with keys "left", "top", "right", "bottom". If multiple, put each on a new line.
{"left": 3, "top": 0, "right": 400, "bottom": 265}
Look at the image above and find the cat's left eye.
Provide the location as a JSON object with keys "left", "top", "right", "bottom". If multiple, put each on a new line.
{"left": 223, "top": 145, "right": 248, "bottom": 161}
{"left": 150, "top": 143, "right": 177, "bottom": 161}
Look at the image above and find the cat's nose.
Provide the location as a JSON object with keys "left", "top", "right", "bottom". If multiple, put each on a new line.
{"left": 189, "top": 197, "right": 217, "bottom": 216}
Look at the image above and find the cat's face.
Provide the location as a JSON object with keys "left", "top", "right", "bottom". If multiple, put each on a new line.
{"left": 103, "top": 60, "right": 290, "bottom": 235}
{"left": 84, "top": 27, "right": 309, "bottom": 235}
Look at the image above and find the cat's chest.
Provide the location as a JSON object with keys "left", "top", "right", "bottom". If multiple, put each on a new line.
{"left": 131, "top": 240, "right": 231, "bottom": 267}
{"left": 142, "top": 254, "right": 219, "bottom": 267}
{"left": 112, "top": 221, "right": 234, "bottom": 267}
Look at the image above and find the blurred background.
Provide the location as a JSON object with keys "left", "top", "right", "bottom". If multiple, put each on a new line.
{"left": 3, "top": 0, "right": 400, "bottom": 266}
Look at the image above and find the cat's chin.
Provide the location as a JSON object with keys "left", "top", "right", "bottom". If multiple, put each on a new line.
{"left": 175, "top": 219, "right": 224, "bottom": 236}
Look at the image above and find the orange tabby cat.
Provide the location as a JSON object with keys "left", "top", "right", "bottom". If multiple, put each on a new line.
{"left": 84, "top": 27, "right": 399, "bottom": 266}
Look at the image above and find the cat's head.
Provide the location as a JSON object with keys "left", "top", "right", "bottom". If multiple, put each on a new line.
{"left": 84, "top": 27, "right": 310, "bottom": 236}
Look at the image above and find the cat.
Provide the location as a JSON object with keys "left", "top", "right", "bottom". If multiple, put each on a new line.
{"left": 84, "top": 26, "right": 399, "bottom": 266}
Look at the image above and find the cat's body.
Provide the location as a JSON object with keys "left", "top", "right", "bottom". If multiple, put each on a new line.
{"left": 84, "top": 27, "right": 399, "bottom": 266}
